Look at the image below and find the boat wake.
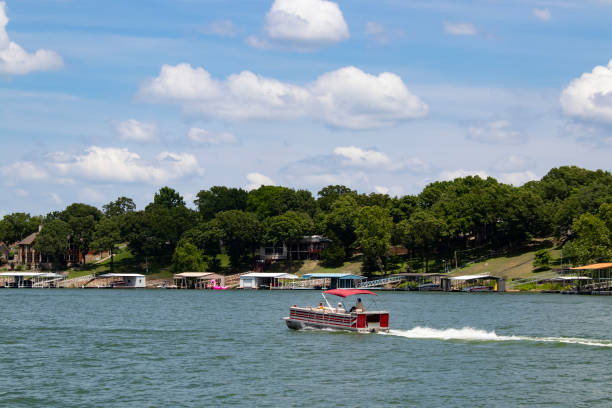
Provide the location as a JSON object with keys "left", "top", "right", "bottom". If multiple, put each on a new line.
{"left": 382, "top": 326, "right": 612, "bottom": 348}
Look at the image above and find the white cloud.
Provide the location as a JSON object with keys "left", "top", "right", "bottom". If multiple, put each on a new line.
{"left": 54, "top": 146, "right": 204, "bottom": 184}
{"left": 440, "top": 169, "right": 488, "bottom": 181}
{"left": 497, "top": 171, "right": 538, "bottom": 186}
{"left": 0, "top": 2, "right": 63, "bottom": 75}
{"left": 260, "top": 0, "right": 349, "bottom": 50}
{"left": 443, "top": 22, "right": 477, "bottom": 36}
{"left": 374, "top": 185, "right": 389, "bottom": 194}
{"left": 139, "top": 64, "right": 427, "bottom": 129}
{"left": 0, "top": 161, "right": 48, "bottom": 182}
{"left": 365, "top": 22, "right": 389, "bottom": 45}
{"left": 560, "top": 59, "right": 612, "bottom": 123}
{"left": 188, "top": 127, "right": 237, "bottom": 145}
{"left": 245, "top": 172, "right": 276, "bottom": 191}
{"left": 491, "top": 154, "right": 533, "bottom": 173}
{"left": 467, "top": 120, "right": 525, "bottom": 144}
{"left": 14, "top": 188, "right": 28, "bottom": 197}
{"left": 78, "top": 187, "right": 105, "bottom": 204}
{"left": 310, "top": 66, "right": 428, "bottom": 128}
{"left": 114, "top": 119, "right": 158, "bottom": 142}
{"left": 204, "top": 20, "right": 238, "bottom": 37}
{"left": 47, "top": 193, "right": 62, "bottom": 205}
{"left": 333, "top": 146, "right": 390, "bottom": 167}
{"left": 533, "top": 8, "right": 551, "bottom": 21}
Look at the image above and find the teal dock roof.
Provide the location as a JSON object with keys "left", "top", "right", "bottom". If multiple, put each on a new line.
{"left": 302, "top": 273, "right": 364, "bottom": 280}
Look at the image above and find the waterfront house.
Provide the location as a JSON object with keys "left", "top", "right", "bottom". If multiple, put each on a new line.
{"left": 239, "top": 272, "right": 300, "bottom": 289}
{"left": 259, "top": 235, "right": 331, "bottom": 261}
{"left": 16, "top": 229, "right": 42, "bottom": 269}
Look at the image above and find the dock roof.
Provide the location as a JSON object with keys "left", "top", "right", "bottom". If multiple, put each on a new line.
{"left": 241, "top": 272, "right": 300, "bottom": 279}
{"left": 174, "top": 272, "right": 214, "bottom": 278}
{"left": 99, "top": 273, "right": 145, "bottom": 277}
{"left": 302, "top": 273, "right": 364, "bottom": 279}
{"left": 570, "top": 263, "right": 612, "bottom": 270}
{"left": 449, "top": 274, "right": 500, "bottom": 281}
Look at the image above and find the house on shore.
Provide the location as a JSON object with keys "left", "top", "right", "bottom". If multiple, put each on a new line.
{"left": 259, "top": 235, "right": 331, "bottom": 261}
{"left": 16, "top": 229, "right": 42, "bottom": 270}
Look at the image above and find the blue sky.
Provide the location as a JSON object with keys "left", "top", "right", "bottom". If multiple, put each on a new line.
{"left": 2, "top": 0, "right": 612, "bottom": 216}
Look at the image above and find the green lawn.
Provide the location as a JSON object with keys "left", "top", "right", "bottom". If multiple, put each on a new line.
{"left": 451, "top": 248, "right": 562, "bottom": 280}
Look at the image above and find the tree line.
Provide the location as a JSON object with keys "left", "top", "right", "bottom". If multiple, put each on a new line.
{"left": 1, "top": 166, "right": 612, "bottom": 274}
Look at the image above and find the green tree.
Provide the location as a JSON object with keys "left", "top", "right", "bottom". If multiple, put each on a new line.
{"left": 533, "top": 249, "right": 552, "bottom": 271}
{"left": 123, "top": 205, "right": 197, "bottom": 261}
{"left": 103, "top": 196, "right": 136, "bottom": 217}
{"left": 317, "top": 185, "right": 356, "bottom": 212}
{"left": 563, "top": 213, "right": 612, "bottom": 265}
{"left": 91, "top": 217, "right": 121, "bottom": 272}
{"left": 320, "top": 234, "right": 345, "bottom": 268}
{"left": 182, "top": 221, "right": 224, "bottom": 271}
{"left": 34, "top": 220, "right": 71, "bottom": 266}
{"left": 355, "top": 206, "right": 393, "bottom": 274}
{"left": 396, "top": 210, "right": 446, "bottom": 272}
{"left": 172, "top": 241, "right": 204, "bottom": 272}
{"left": 60, "top": 203, "right": 103, "bottom": 264}
{"left": 214, "top": 210, "right": 262, "bottom": 268}
{"left": 247, "top": 186, "right": 305, "bottom": 218}
{"left": 194, "top": 186, "right": 248, "bottom": 220}
{"left": 0, "top": 213, "right": 42, "bottom": 244}
{"left": 153, "top": 186, "right": 185, "bottom": 209}
{"left": 323, "top": 195, "right": 359, "bottom": 258}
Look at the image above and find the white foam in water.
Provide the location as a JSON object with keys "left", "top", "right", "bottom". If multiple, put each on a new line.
{"left": 382, "top": 327, "right": 612, "bottom": 348}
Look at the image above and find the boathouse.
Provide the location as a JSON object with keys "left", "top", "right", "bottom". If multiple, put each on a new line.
{"left": 569, "top": 263, "right": 612, "bottom": 293}
{"left": 173, "top": 272, "right": 225, "bottom": 289}
{"left": 0, "top": 272, "right": 65, "bottom": 288}
{"left": 442, "top": 274, "right": 506, "bottom": 292}
{"left": 97, "top": 273, "right": 146, "bottom": 288}
{"left": 302, "top": 273, "right": 365, "bottom": 289}
{"left": 239, "top": 272, "right": 300, "bottom": 289}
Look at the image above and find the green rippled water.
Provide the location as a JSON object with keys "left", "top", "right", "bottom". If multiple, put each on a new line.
{"left": 1, "top": 290, "right": 611, "bottom": 407}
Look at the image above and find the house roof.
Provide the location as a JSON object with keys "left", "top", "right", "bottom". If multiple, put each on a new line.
{"left": 18, "top": 231, "right": 39, "bottom": 245}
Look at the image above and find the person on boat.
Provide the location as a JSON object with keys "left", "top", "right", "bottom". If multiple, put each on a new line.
{"left": 336, "top": 302, "right": 345, "bottom": 313}
{"left": 348, "top": 298, "right": 366, "bottom": 313}
{"left": 318, "top": 302, "right": 324, "bottom": 309}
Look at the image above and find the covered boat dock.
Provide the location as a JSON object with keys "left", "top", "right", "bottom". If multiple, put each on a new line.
{"left": 97, "top": 273, "right": 146, "bottom": 288}
{"left": 239, "top": 272, "right": 300, "bottom": 289}
{"left": 0, "top": 272, "right": 65, "bottom": 288}
{"left": 569, "top": 263, "right": 612, "bottom": 294}
{"left": 302, "top": 273, "right": 365, "bottom": 289}
{"left": 442, "top": 274, "right": 506, "bottom": 292}
{"left": 173, "top": 272, "right": 225, "bottom": 289}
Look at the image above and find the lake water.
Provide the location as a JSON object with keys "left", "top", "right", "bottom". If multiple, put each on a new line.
{"left": 1, "top": 290, "right": 611, "bottom": 407}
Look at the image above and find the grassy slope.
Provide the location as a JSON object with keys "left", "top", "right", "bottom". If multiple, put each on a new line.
{"left": 451, "top": 248, "right": 562, "bottom": 280}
